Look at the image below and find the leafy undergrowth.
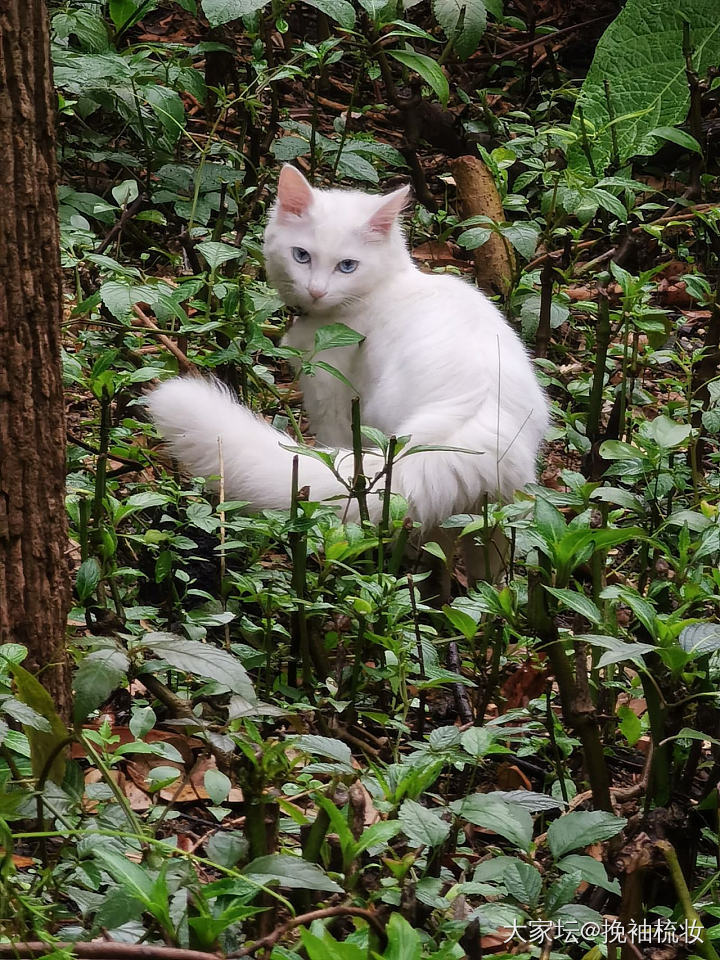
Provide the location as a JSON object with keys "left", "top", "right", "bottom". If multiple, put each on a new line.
{"left": 5, "top": 0, "right": 720, "bottom": 956}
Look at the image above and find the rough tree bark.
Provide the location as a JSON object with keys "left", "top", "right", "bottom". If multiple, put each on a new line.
{"left": 0, "top": 0, "right": 71, "bottom": 716}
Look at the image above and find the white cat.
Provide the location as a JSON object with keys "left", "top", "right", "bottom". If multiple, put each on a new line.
{"left": 148, "top": 165, "right": 549, "bottom": 577}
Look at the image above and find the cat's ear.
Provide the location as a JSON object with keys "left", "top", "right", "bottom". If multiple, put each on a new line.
{"left": 277, "top": 164, "right": 314, "bottom": 218}
{"left": 366, "top": 184, "right": 412, "bottom": 236}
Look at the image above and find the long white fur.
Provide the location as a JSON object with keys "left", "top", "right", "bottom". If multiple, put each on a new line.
{"left": 148, "top": 165, "right": 550, "bottom": 535}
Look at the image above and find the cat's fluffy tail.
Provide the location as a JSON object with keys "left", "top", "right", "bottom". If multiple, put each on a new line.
{"left": 148, "top": 377, "right": 542, "bottom": 531}
{"left": 147, "top": 378, "right": 382, "bottom": 520}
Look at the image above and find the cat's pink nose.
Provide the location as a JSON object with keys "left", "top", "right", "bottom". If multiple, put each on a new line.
{"left": 308, "top": 284, "right": 327, "bottom": 300}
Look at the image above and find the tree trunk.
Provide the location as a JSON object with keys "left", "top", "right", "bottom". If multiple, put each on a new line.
{"left": 0, "top": 0, "right": 71, "bottom": 717}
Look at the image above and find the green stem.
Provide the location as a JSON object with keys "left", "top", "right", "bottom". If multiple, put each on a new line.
{"left": 658, "top": 841, "right": 720, "bottom": 960}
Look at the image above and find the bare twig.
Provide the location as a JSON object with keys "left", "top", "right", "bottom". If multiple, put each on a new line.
{"left": 0, "top": 945, "right": 221, "bottom": 960}
{"left": 228, "top": 905, "right": 386, "bottom": 957}
{"left": 94, "top": 193, "right": 145, "bottom": 256}
{"left": 131, "top": 305, "right": 198, "bottom": 375}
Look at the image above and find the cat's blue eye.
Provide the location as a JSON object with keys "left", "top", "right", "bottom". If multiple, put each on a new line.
{"left": 292, "top": 247, "right": 311, "bottom": 264}
{"left": 337, "top": 259, "right": 359, "bottom": 274}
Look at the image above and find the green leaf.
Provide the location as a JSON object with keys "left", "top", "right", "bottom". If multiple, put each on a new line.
{"left": 384, "top": 913, "right": 423, "bottom": 960}
{"left": 352, "top": 820, "right": 402, "bottom": 856}
{"left": 569, "top": 0, "right": 720, "bottom": 172}
{"left": 139, "top": 633, "right": 257, "bottom": 701}
{"left": 491, "top": 790, "right": 565, "bottom": 812}
{"left": 547, "top": 810, "right": 626, "bottom": 859}
{"left": 94, "top": 849, "right": 154, "bottom": 904}
{"left": 74, "top": 649, "right": 130, "bottom": 723}
{"left": 334, "top": 151, "right": 379, "bottom": 183}
{"left": 300, "top": 929, "right": 365, "bottom": 960}
{"left": 432, "top": 0, "right": 487, "bottom": 59}
{"left": 648, "top": 125, "right": 703, "bottom": 153}
{"left": 544, "top": 587, "right": 603, "bottom": 625}
{"left": 422, "top": 541, "right": 449, "bottom": 565}
{"left": 243, "top": 854, "right": 343, "bottom": 892}
{"left": 500, "top": 222, "right": 540, "bottom": 259}
{"left": 200, "top": 0, "right": 269, "bottom": 26}
{"left": 206, "top": 830, "right": 247, "bottom": 868}
{"left": 313, "top": 322, "right": 365, "bottom": 353}
{"left": 679, "top": 622, "right": 720, "bottom": 657}
{"left": 398, "top": 798, "right": 451, "bottom": 848}
{"left": 574, "top": 633, "right": 654, "bottom": 668}
{"left": 303, "top": 0, "right": 355, "bottom": 28}
{"left": 534, "top": 496, "right": 566, "bottom": 542}
{"left": 617, "top": 704, "right": 642, "bottom": 746}
{"left": 641, "top": 415, "right": 692, "bottom": 449}
{"left": 296, "top": 735, "right": 353, "bottom": 771}
{"left": 196, "top": 240, "right": 244, "bottom": 270}
{"left": 502, "top": 860, "right": 542, "bottom": 908}
{"left": 457, "top": 226, "right": 492, "bottom": 250}
{"left": 0, "top": 698, "right": 51, "bottom": 733}
{"left": 387, "top": 50, "right": 449, "bottom": 106}
{"left": 204, "top": 768, "right": 231, "bottom": 805}
{"left": 76, "top": 558, "right": 101, "bottom": 602}
{"left": 557, "top": 854, "right": 621, "bottom": 894}
{"left": 356, "top": 0, "right": 394, "bottom": 22}
{"left": 443, "top": 605, "right": 479, "bottom": 641}
{"left": 450, "top": 794, "right": 533, "bottom": 851}
{"left": 545, "top": 871, "right": 582, "bottom": 915}
{"left": 5, "top": 660, "right": 69, "bottom": 784}
{"left": 598, "top": 439, "right": 643, "bottom": 461}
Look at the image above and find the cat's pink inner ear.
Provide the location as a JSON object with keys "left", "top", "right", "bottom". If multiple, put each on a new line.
{"left": 277, "top": 165, "right": 314, "bottom": 217}
{"left": 367, "top": 185, "right": 411, "bottom": 235}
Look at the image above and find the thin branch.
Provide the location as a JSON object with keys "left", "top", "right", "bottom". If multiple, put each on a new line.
{"left": 228, "top": 905, "right": 386, "bottom": 957}
{"left": 132, "top": 305, "right": 198, "bottom": 375}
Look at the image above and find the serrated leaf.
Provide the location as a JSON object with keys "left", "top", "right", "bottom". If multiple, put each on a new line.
{"left": 450, "top": 794, "right": 533, "bottom": 851}
{"left": 196, "top": 241, "right": 244, "bottom": 270}
{"left": 398, "top": 799, "right": 450, "bottom": 848}
{"left": 387, "top": 50, "right": 449, "bottom": 106}
{"left": 557, "top": 854, "right": 621, "bottom": 894}
{"left": 74, "top": 649, "right": 130, "bottom": 723}
{"left": 200, "top": 0, "right": 269, "bottom": 26}
{"left": 296, "top": 735, "right": 353, "bottom": 770}
{"left": 243, "top": 854, "right": 343, "bottom": 892}
{"left": 139, "top": 633, "right": 256, "bottom": 701}
{"left": 335, "top": 151, "right": 379, "bottom": 183}
{"left": 502, "top": 860, "right": 542, "bottom": 907}
{"left": 569, "top": 0, "right": 720, "bottom": 172}
{"left": 500, "top": 222, "right": 540, "bottom": 259}
{"left": 547, "top": 810, "right": 626, "bottom": 859}
{"left": 0, "top": 698, "right": 52, "bottom": 733}
{"left": 490, "top": 790, "right": 565, "bottom": 812}
{"left": 546, "top": 871, "right": 582, "bottom": 915}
